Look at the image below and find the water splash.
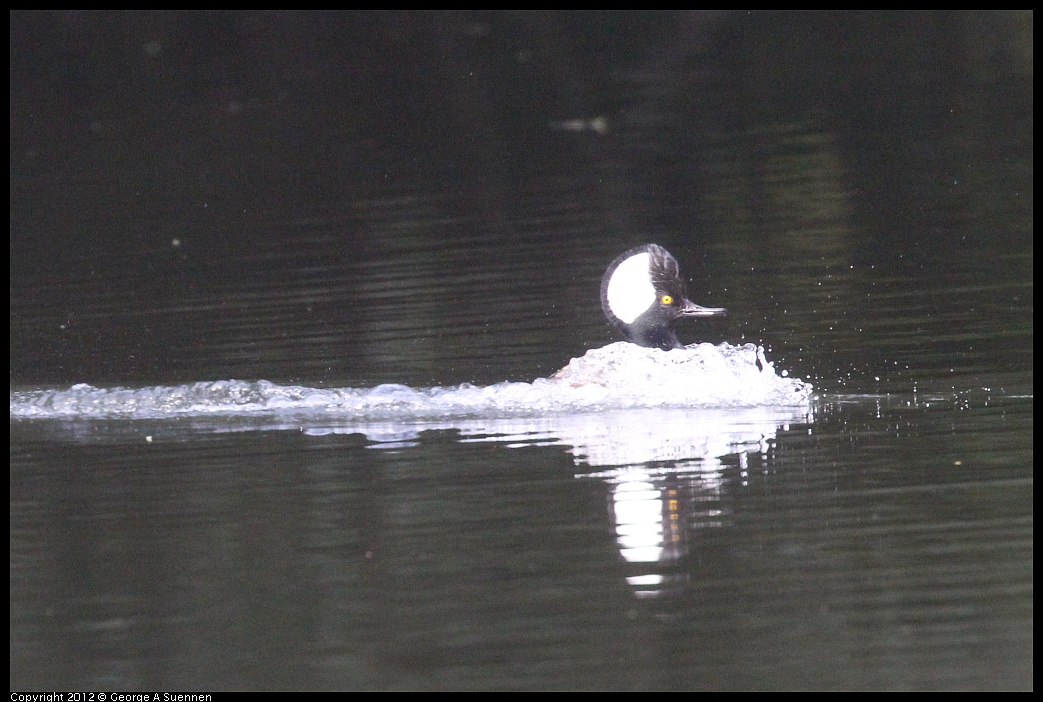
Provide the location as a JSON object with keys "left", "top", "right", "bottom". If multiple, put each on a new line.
{"left": 10, "top": 342, "right": 812, "bottom": 420}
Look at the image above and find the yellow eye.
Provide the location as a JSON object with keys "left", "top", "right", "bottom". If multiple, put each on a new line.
{"left": 660, "top": 295, "right": 673, "bottom": 305}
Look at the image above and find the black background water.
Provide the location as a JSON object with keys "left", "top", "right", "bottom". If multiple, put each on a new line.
{"left": 10, "top": 11, "right": 1032, "bottom": 690}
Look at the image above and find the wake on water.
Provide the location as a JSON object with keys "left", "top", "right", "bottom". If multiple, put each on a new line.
{"left": 10, "top": 342, "right": 813, "bottom": 420}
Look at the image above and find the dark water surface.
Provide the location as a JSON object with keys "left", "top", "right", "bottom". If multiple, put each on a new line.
{"left": 10, "top": 12, "right": 1032, "bottom": 690}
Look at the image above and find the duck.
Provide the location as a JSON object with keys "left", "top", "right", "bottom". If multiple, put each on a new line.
{"left": 601, "top": 244, "right": 727, "bottom": 350}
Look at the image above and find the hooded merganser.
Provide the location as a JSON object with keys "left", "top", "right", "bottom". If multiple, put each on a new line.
{"left": 601, "top": 244, "right": 727, "bottom": 350}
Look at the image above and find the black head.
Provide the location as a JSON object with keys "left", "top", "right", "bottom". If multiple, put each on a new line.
{"left": 600, "top": 243, "right": 727, "bottom": 350}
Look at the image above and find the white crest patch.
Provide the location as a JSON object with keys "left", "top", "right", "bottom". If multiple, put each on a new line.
{"left": 606, "top": 251, "right": 655, "bottom": 324}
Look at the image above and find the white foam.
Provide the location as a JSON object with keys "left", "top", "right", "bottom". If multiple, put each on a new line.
{"left": 549, "top": 342, "right": 812, "bottom": 407}
{"left": 9, "top": 343, "right": 814, "bottom": 420}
